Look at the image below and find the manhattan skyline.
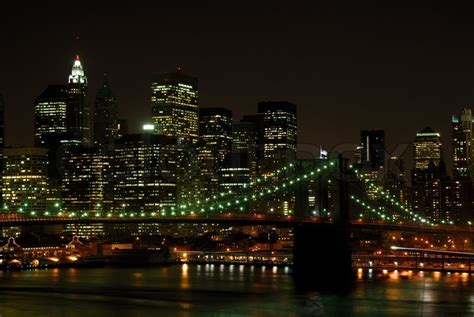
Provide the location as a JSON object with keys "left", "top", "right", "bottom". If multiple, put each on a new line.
{"left": 3, "top": 2, "right": 474, "bottom": 163}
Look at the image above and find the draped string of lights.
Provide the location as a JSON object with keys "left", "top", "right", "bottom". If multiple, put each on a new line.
{"left": 349, "top": 165, "right": 435, "bottom": 226}
{"left": 163, "top": 161, "right": 336, "bottom": 216}
{"left": 167, "top": 161, "right": 299, "bottom": 216}
{"left": 350, "top": 195, "right": 396, "bottom": 222}
{"left": 10, "top": 160, "right": 336, "bottom": 219}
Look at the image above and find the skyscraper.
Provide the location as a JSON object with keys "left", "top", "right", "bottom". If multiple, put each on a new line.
{"left": 411, "top": 128, "right": 454, "bottom": 223}
{"left": 198, "top": 108, "right": 232, "bottom": 197}
{"left": 113, "top": 134, "right": 178, "bottom": 213}
{"left": 93, "top": 75, "right": 118, "bottom": 147}
{"left": 151, "top": 71, "right": 198, "bottom": 144}
{"left": 0, "top": 94, "right": 5, "bottom": 148}
{"left": 62, "top": 146, "right": 112, "bottom": 213}
{"left": 151, "top": 71, "right": 199, "bottom": 204}
{"left": 414, "top": 127, "right": 442, "bottom": 170}
{"left": 66, "top": 55, "right": 90, "bottom": 145}
{"left": 34, "top": 85, "right": 68, "bottom": 147}
{"left": 258, "top": 101, "right": 297, "bottom": 169}
{"left": 2, "top": 148, "right": 48, "bottom": 213}
{"left": 0, "top": 94, "right": 5, "bottom": 207}
{"left": 257, "top": 101, "right": 297, "bottom": 215}
{"left": 411, "top": 161, "right": 454, "bottom": 224}
{"left": 452, "top": 108, "right": 474, "bottom": 221}
{"left": 360, "top": 130, "right": 385, "bottom": 169}
{"left": 232, "top": 119, "right": 260, "bottom": 182}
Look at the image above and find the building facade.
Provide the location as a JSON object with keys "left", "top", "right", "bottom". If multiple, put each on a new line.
{"left": 414, "top": 127, "right": 442, "bottom": 170}
{"left": 62, "top": 146, "right": 112, "bottom": 213}
{"left": 2, "top": 148, "right": 48, "bottom": 213}
{"left": 198, "top": 108, "right": 233, "bottom": 197}
{"left": 113, "top": 134, "right": 178, "bottom": 213}
{"left": 93, "top": 75, "right": 118, "bottom": 147}
{"left": 66, "top": 55, "right": 90, "bottom": 146}
{"left": 34, "top": 85, "right": 68, "bottom": 147}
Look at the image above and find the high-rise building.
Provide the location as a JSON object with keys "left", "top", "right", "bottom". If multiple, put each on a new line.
{"left": 411, "top": 161, "right": 454, "bottom": 224}
{"left": 151, "top": 71, "right": 198, "bottom": 144}
{"left": 93, "top": 75, "right": 118, "bottom": 146}
{"left": 151, "top": 71, "right": 199, "bottom": 205}
{"left": 62, "top": 146, "right": 112, "bottom": 213}
{"left": 2, "top": 148, "right": 48, "bottom": 213}
{"left": 414, "top": 127, "right": 442, "bottom": 170}
{"left": 356, "top": 130, "right": 386, "bottom": 201}
{"left": 232, "top": 119, "right": 260, "bottom": 182}
{"left": 198, "top": 108, "right": 232, "bottom": 197}
{"left": 66, "top": 55, "right": 90, "bottom": 146}
{"left": 258, "top": 101, "right": 297, "bottom": 169}
{"left": 0, "top": 94, "right": 5, "bottom": 207}
{"left": 113, "top": 134, "right": 178, "bottom": 213}
{"left": 257, "top": 102, "right": 297, "bottom": 215}
{"left": 34, "top": 85, "right": 68, "bottom": 147}
{"left": 0, "top": 94, "right": 5, "bottom": 148}
{"left": 451, "top": 108, "right": 474, "bottom": 221}
{"left": 360, "top": 130, "right": 385, "bottom": 169}
{"left": 384, "top": 157, "right": 408, "bottom": 205}
{"left": 452, "top": 109, "right": 474, "bottom": 178}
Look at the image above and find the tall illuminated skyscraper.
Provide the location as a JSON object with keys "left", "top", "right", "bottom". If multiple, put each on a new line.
{"left": 452, "top": 108, "right": 474, "bottom": 221}
{"left": 357, "top": 129, "right": 386, "bottom": 201}
{"left": 198, "top": 108, "right": 232, "bottom": 197}
{"left": 67, "top": 55, "right": 90, "bottom": 146}
{"left": 34, "top": 85, "right": 68, "bottom": 147}
{"left": 452, "top": 109, "right": 474, "bottom": 178}
{"left": 257, "top": 101, "right": 297, "bottom": 215}
{"left": 151, "top": 71, "right": 198, "bottom": 144}
{"left": 0, "top": 94, "right": 5, "bottom": 148}
{"left": 413, "top": 127, "right": 442, "bottom": 170}
{"left": 360, "top": 130, "right": 385, "bottom": 169}
{"left": 151, "top": 71, "right": 199, "bottom": 204}
{"left": 93, "top": 75, "right": 118, "bottom": 146}
{"left": 258, "top": 101, "right": 297, "bottom": 169}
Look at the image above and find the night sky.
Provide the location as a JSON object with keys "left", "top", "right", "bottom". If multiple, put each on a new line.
{"left": 2, "top": 1, "right": 474, "bottom": 171}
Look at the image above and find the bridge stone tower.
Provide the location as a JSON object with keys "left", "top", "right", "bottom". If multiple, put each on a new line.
{"left": 293, "top": 155, "right": 354, "bottom": 289}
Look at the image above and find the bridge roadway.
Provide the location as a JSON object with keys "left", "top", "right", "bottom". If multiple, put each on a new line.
{"left": 1, "top": 214, "right": 474, "bottom": 235}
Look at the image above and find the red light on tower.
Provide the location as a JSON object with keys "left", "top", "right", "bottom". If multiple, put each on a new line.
{"left": 76, "top": 54, "right": 80, "bottom": 61}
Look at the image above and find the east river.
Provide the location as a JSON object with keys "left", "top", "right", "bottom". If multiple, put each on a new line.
{"left": 1, "top": 265, "right": 474, "bottom": 316}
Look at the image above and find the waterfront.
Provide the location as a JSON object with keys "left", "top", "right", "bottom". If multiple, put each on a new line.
{"left": 1, "top": 265, "right": 474, "bottom": 316}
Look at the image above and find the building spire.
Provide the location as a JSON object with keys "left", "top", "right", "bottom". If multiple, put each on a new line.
{"left": 68, "top": 54, "right": 87, "bottom": 85}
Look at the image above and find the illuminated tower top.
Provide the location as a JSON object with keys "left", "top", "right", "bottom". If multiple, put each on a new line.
{"left": 68, "top": 55, "right": 88, "bottom": 84}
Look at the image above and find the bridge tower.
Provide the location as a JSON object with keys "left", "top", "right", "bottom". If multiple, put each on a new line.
{"left": 293, "top": 155, "right": 354, "bottom": 289}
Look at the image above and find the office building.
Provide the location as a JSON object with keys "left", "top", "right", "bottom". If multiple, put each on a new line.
{"left": 34, "top": 85, "right": 68, "bottom": 147}
{"left": 62, "top": 146, "right": 112, "bottom": 212}
{"left": 113, "top": 134, "right": 178, "bottom": 213}
{"left": 66, "top": 55, "right": 90, "bottom": 145}
{"left": 2, "top": 148, "right": 48, "bottom": 213}
{"left": 93, "top": 74, "right": 118, "bottom": 146}
{"left": 198, "top": 108, "right": 232, "bottom": 197}
{"left": 151, "top": 71, "right": 198, "bottom": 144}
{"left": 414, "top": 127, "right": 442, "bottom": 170}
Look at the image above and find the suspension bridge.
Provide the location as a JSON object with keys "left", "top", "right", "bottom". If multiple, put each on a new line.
{"left": 0, "top": 157, "right": 472, "bottom": 284}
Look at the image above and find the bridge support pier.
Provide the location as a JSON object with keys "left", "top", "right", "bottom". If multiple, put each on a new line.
{"left": 293, "top": 223, "right": 353, "bottom": 290}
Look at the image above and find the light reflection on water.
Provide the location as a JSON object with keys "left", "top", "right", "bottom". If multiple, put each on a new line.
{"left": 1, "top": 266, "right": 474, "bottom": 316}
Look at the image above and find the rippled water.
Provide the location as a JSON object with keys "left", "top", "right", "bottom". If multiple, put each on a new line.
{"left": 1, "top": 265, "right": 474, "bottom": 316}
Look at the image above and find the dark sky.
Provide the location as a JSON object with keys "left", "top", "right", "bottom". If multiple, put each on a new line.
{"left": 2, "top": 1, "right": 474, "bottom": 171}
